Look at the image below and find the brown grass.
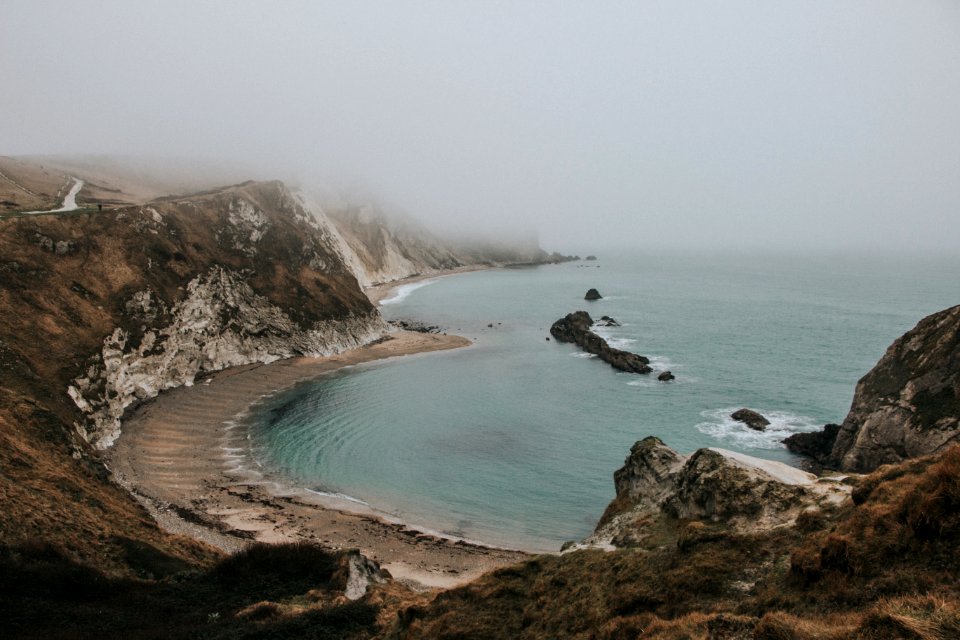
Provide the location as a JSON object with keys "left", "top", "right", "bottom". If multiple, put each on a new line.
{"left": 857, "top": 595, "right": 960, "bottom": 640}
{"left": 790, "top": 447, "right": 960, "bottom": 595}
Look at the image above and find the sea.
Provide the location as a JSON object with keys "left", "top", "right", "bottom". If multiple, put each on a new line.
{"left": 244, "top": 251, "right": 958, "bottom": 552}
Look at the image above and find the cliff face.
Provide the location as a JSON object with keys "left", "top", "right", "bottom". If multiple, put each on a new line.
{"left": 313, "top": 203, "right": 464, "bottom": 287}
{"left": 788, "top": 304, "right": 960, "bottom": 472}
{"left": 0, "top": 179, "right": 382, "bottom": 568}
{"left": 584, "top": 437, "right": 849, "bottom": 549}
{"left": 311, "top": 200, "right": 569, "bottom": 288}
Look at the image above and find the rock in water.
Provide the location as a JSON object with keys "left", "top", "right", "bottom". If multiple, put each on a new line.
{"left": 550, "top": 311, "right": 652, "bottom": 374}
{"left": 783, "top": 423, "right": 840, "bottom": 463}
{"left": 803, "top": 304, "right": 960, "bottom": 472}
{"left": 597, "top": 315, "right": 621, "bottom": 327}
{"left": 658, "top": 371, "right": 675, "bottom": 381}
{"left": 584, "top": 288, "right": 602, "bottom": 300}
{"left": 585, "top": 255, "right": 597, "bottom": 261}
{"left": 731, "top": 408, "right": 770, "bottom": 431}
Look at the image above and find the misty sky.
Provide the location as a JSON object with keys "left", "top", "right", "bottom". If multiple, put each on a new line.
{"left": 3, "top": 1, "right": 959, "bottom": 253}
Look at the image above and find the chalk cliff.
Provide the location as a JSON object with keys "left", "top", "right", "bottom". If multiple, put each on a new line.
{"left": 0, "top": 178, "right": 384, "bottom": 571}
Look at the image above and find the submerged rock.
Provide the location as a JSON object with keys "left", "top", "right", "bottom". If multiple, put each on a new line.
{"left": 597, "top": 315, "right": 621, "bottom": 327}
{"left": 731, "top": 408, "right": 770, "bottom": 431}
{"left": 550, "top": 311, "right": 651, "bottom": 374}
{"left": 584, "top": 288, "right": 602, "bottom": 300}
{"left": 801, "top": 304, "right": 960, "bottom": 472}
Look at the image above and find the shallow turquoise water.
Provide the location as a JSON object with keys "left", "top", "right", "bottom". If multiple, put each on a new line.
{"left": 247, "top": 252, "right": 958, "bottom": 551}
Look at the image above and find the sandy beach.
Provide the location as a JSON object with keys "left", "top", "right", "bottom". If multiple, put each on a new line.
{"left": 108, "top": 330, "right": 528, "bottom": 589}
{"left": 365, "top": 265, "right": 494, "bottom": 305}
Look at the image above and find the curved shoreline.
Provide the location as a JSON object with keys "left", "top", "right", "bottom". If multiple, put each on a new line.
{"left": 108, "top": 330, "right": 528, "bottom": 589}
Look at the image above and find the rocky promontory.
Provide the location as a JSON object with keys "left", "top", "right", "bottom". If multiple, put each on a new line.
{"left": 787, "top": 304, "right": 960, "bottom": 472}
{"left": 549, "top": 311, "right": 652, "bottom": 374}
{"left": 586, "top": 437, "right": 849, "bottom": 548}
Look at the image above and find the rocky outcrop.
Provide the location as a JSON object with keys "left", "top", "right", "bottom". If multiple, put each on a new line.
{"left": 783, "top": 423, "right": 840, "bottom": 464}
{"left": 791, "top": 305, "right": 960, "bottom": 472}
{"left": 658, "top": 371, "right": 675, "bottom": 382}
{"left": 584, "top": 288, "right": 602, "bottom": 300}
{"left": 549, "top": 311, "right": 652, "bottom": 374}
{"left": 597, "top": 315, "right": 620, "bottom": 327}
{"left": 1, "top": 180, "right": 384, "bottom": 451}
{"left": 333, "top": 550, "right": 390, "bottom": 600}
{"left": 587, "top": 437, "right": 849, "bottom": 548}
{"left": 69, "top": 268, "right": 384, "bottom": 449}
{"left": 731, "top": 408, "right": 770, "bottom": 431}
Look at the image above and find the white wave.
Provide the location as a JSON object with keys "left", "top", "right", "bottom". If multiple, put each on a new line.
{"left": 305, "top": 488, "right": 370, "bottom": 506}
{"left": 591, "top": 325, "right": 637, "bottom": 350}
{"left": 570, "top": 352, "right": 598, "bottom": 358}
{"left": 648, "top": 355, "right": 675, "bottom": 370}
{"left": 380, "top": 279, "right": 438, "bottom": 305}
{"left": 695, "top": 407, "right": 823, "bottom": 450}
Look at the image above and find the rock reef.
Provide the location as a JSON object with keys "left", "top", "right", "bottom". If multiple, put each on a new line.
{"left": 549, "top": 311, "right": 652, "bottom": 374}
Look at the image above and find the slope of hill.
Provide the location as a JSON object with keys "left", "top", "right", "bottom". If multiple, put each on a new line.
{"left": 0, "top": 178, "right": 381, "bottom": 576}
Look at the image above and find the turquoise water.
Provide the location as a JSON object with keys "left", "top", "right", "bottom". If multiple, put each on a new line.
{"left": 247, "top": 252, "right": 958, "bottom": 551}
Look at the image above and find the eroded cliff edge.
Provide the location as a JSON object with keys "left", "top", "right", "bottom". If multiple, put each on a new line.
{"left": 786, "top": 304, "right": 960, "bottom": 472}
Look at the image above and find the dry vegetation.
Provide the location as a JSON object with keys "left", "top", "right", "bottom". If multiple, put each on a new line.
{"left": 387, "top": 447, "right": 960, "bottom": 640}
{"left": 0, "top": 181, "right": 372, "bottom": 576}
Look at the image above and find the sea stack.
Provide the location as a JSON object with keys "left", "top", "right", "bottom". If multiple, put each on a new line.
{"left": 585, "top": 288, "right": 602, "bottom": 300}
{"left": 731, "top": 408, "right": 770, "bottom": 431}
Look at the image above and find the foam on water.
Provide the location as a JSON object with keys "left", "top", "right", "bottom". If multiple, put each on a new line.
{"left": 380, "top": 279, "right": 438, "bottom": 306}
{"left": 305, "top": 488, "right": 370, "bottom": 506}
{"left": 696, "top": 407, "right": 823, "bottom": 450}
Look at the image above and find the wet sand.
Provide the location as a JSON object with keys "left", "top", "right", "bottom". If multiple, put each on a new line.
{"left": 108, "top": 330, "right": 528, "bottom": 589}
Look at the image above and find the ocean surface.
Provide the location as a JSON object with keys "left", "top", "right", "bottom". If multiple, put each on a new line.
{"left": 245, "top": 252, "right": 958, "bottom": 551}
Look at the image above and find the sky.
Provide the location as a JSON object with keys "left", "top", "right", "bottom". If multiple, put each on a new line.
{"left": 2, "top": 1, "right": 959, "bottom": 253}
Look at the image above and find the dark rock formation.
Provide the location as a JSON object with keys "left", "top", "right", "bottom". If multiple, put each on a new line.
{"left": 597, "top": 315, "right": 620, "bottom": 327}
{"left": 658, "top": 371, "right": 675, "bottom": 381}
{"left": 549, "top": 311, "right": 651, "bottom": 374}
{"left": 783, "top": 423, "right": 840, "bottom": 464}
{"left": 389, "top": 319, "right": 441, "bottom": 334}
{"left": 584, "top": 288, "right": 602, "bottom": 300}
{"left": 731, "top": 408, "right": 770, "bottom": 431}
{"left": 798, "top": 305, "right": 960, "bottom": 472}
{"left": 585, "top": 255, "right": 597, "bottom": 261}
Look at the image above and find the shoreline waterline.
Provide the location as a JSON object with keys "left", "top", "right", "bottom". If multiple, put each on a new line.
{"left": 109, "top": 329, "right": 530, "bottom": 589}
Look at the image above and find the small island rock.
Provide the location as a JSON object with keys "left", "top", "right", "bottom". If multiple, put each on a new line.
{"left": 585, "top": 288, "right": 602, "bottom": 301}
{"left": 731, "top": 408, "right": 770, "bottom": 431}
{"left": 658, "top": 371, "right": 675, "bottom": 382}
